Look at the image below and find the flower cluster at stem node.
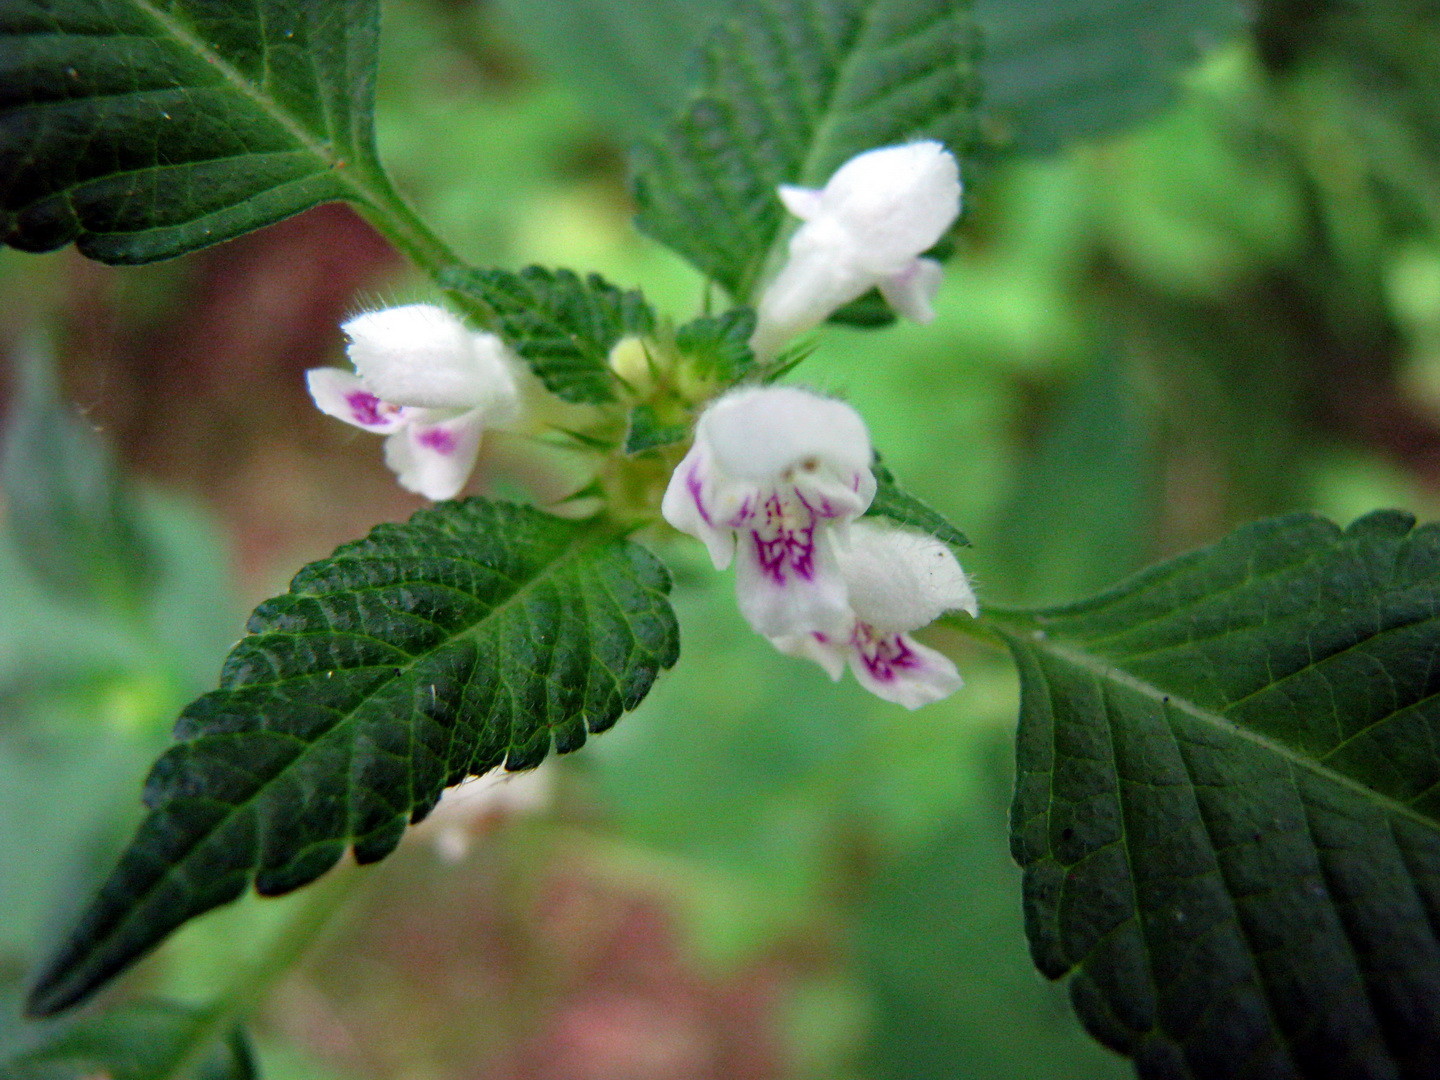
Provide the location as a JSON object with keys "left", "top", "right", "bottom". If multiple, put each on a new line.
{"left": 307, "top": 141, "right": 974, "bottom": 706}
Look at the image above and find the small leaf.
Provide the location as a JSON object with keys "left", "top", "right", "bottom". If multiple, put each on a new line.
{"left": 26, "top": 499, "right": 679, "bottom": 1017}
{"left": 974, "top": 0, "right": 1251, "bottom": 154}
{"left": 0, "top": 337, "right": 152, "bottom": 606}
{"left": 675, "top": 309, "right": 756, "bottom": 383}
{"left": 624, "top": 404, "right": 690, "bottom": 456}
{"left": 3, "top": 1000, "right": 256, "bottom": 1080}
{"left": 631, "top": 0, "right": 982, "bottom": 302}
{"left": 865, "top": 461, "right": 969, "bottom": 552}
{"left": 1, "top": 0, "right": 392, "bottom": 263}
{"left": 998, "top": 510, "right": 1440, "bottom": 1078}
{"left": 442, "top": 266, "right": 657, "bottom": 404}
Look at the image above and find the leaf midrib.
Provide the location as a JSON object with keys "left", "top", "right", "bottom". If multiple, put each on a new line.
{"left": 997, "top": 620, "right": 1440, "bottom": 838}
{"left": 44, "top": 529, "right": 610, "bottom": 1001}
{"left": 124, "top": 0, "right": 387, "bottom": 204}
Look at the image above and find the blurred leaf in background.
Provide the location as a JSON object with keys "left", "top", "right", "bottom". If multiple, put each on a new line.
{"left": 3, "top": 1000, "right": 256, "bottom": 1080}
{"left": 0, "top": 339, "right": 244, "bottom": 1062}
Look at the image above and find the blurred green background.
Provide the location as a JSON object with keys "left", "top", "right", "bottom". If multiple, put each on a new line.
{"left": 3, "top": 0, "right": 1440, "bottom": 1077}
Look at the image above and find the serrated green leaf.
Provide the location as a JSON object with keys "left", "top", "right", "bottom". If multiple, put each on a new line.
{"left": 675, "top": 308, "right": 756, "bottom": 382}
{"left": 631, "top": 0, "right": 981, "bottom": 302}
{"left": 1, "top": 0, "right": 389, "bottom": 263}
{"left": 26, "top": 499, "right": 679, "bottom": 1017}
{"left": 3, "top": 1000, "right": 256, "bottom": 1080}
{"left": 975, "top": 0, "right": 1251, "bottom": 154}
{"left": 1, "top": 337, "right": 152, "bottom": 606}
{"left": 997, "top": 510, "right": 1440, "bottom": 1078}
{"left": 865, "top": 461, "right": 969, "bottom": 551}
{"left": 623, "top": 404, "right": 690, "bottom": 456}
{"left": 442, "top": 265, "right": 656, "bottom": 404}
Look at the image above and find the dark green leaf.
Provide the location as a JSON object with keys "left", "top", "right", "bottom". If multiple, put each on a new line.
{"left": 1, "top": 0, "right": 389, "bottom": 263}
{"left": 998, "top": 510, "right": 1440, "bottom": 1078}
{"left": 858, "top": 755, "right": 1132, "bottom": 1080}
{"left": 1, "top": 337, "right": 152, "bottom": 606}
{"left": 974, "top": 0, "right": 1251, "bottom": 154}
{"left": 27, "top": 499, "right": 679, "bottom": 1017}
{"left": 624, "top": 404, "right": 690, "bottom": 455}
{"left": 865, "top": 461, "right": 969, "bottom": 552}
{"left": 442, "top": 265, "right": 656, "bottom": 404}
{"left": 674, "top": 309, "right": 756, "bottom": 383}
{"left": 631, "top": 0, "right": 981, "bottom": 301}
{"left": 3, "top": 1000, "right": 255, "bottom": 1080}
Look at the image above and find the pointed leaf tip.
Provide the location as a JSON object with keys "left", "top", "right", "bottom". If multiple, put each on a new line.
{"left": 26, "top": 499, "right": 678, "bottom": 1016}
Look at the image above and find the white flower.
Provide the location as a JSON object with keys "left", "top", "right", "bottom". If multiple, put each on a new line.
{"left": 417, "top": 767, "right": 553, "bottom": 862}
{"left": 307, "top": 304, "right": 520, "bottom": 501}
{"left": 661, "top": 385, "right": 876, "bottom": 639}
{"left": 771, "top": 520, "right": 976, "bottom": 709}
{"left": 752, "top": 141, "right": 962, "bottom": 357}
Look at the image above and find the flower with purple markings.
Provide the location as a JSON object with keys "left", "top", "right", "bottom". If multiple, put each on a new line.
{"left": 661, "top": 385, "right": 876, "bottom": 639}
{"left": 771, "top": 520, "right": 976, "bottom": 709}
{"left": 751, "top": 140, "right": 962, "bottom": 357}
{"left": 307, "top": 304, "right": 520, "bottom": 501}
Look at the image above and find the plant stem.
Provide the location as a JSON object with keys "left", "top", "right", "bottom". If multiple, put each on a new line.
{"left": 156, "top": 862, "right": 367, "bottom": 1079}
{"left": 344, "top": 166, "right": 485, "bottom": 311}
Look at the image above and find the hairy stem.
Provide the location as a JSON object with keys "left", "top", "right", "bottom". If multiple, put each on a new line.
{"left": 345, "top": 167, "right": 490, "bottom": 319}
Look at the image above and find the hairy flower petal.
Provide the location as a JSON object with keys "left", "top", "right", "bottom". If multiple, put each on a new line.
{"left": 838, "top": 521, "right": 976, "bottom": 634}
{"left": 344, "top": 304, "right": 518, "bottom": 411}
{"left": 752, "top": 141, "right": 962, "bottom": 354}
{"left": 306, "top": 367, "right": 409, "bottom": 433}
{"left": 663, "top": 386, "right": 875, "bottom": 635}
{"left": 848, "top": 628, "right": 963, "bottom": 709}
{"left": 383, "top": 410, "right": 488, "bottom": 501}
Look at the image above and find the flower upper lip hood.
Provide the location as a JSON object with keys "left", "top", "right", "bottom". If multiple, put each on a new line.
{"left": 752, "top": 140, "right": 962, "bottom": 356}
{"left": 342, "top": 305, "right": 515, "bottom": 412}
{"left": 840, "top": 522, "right": 977, "bottom": 633}
{"left": 699, "top": 385, "right": 872, "bottom": 485}
{"left": 307, "top": 303, "right": 520, "bottom": 502}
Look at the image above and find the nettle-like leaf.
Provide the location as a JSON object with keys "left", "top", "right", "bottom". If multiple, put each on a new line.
{"left": 27, "top": 499, "right": 679, "bottom": 1017}
{"left": 675, "top": 309, "right": 756, "bottom": 383}
{"left": 442, "top": 266, "right": 657, "bottom": 404}
{"left": 1, "top": 0, "right": 392, "bottom": 264}
{"left": 866, "top": 461, "right": 969, "bottom": 552}
{"left": 624, "top": 404, "right": 690, "bottom": 456}
{"left": 631, "top": 0, "right": 982, "bottom": 302}
{"left": 4, "top": 1000, "right": 255, "bottom": 1080}
{"left": 974, "top": 0, "right": 1251, "bottom": 154}
{"left": 998, "top": 510, "right": 1440, "bottom": 1078}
